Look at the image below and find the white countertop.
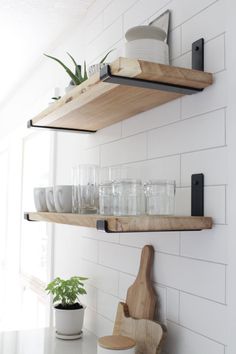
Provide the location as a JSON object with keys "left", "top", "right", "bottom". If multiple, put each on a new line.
{"left": 0, "top": 328, "right": 97, "bottom": 354}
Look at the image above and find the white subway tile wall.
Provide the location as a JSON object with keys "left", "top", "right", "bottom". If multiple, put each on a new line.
{"left": 55, "top": 0, "right": 227, "bottom": 353}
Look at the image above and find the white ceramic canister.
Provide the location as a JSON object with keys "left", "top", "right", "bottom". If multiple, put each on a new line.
{"left": 125, "top": 25, "right": 169, "bottom": 65}
{"left": 97, "top": 335, "right": 136, "bottom": 354}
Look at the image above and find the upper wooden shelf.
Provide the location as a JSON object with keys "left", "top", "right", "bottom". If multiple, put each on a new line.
{"left": 25, "top": 212, "right": 213, "bottom": 233}
{"left": 29, "top": 57, "right": 213, "bottom": 133}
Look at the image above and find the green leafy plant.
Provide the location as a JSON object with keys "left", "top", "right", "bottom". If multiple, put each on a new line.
{"left": 46, "top": 276, "right": 88, "bottom": 308}
{"left": 44, "top": 52, "right": 88, "bottom": 86}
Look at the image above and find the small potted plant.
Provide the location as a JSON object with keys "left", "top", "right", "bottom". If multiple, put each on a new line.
{"left": 44, "top": 52, "right": 88, "bottom": 93}
{"left": 46, "top": 275, "right": 88, "bottom": 338}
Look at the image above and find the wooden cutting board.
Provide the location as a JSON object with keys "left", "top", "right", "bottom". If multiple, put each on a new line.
{"left": 126, "top": 245, "right": 156, "bottom": 319}
{"left": 113, "top": 302, "right": 166, "bottom": 354}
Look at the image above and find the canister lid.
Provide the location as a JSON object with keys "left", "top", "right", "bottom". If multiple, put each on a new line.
{"left": 98, "top": 335, "right": 136, "bottom": 350}
{"left": 125, "top": 25, "right": 166, "bottom": 41}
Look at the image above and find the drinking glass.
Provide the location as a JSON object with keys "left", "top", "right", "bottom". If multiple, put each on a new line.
{"left": 113, "top": 179, "right": 142, "bottom": 216}
{"left": 72, "top": 166, "right": 79, "bottom": 213}
{"left": 77, "top": 164, "right": 99, "bottom": 214}
{"left": 144, "top": 180, "right": 176, "bottom": 215}
{"left": 99, "top": 182, "right": 113, "bottom": 215}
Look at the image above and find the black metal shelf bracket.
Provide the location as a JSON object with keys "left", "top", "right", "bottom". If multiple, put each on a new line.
{"left": 24, "top": 212, "right": 35, "bottom": 221}
{"left": 100, "top": 65, "right": 203, "bottom": 96}
{"left": 96, "top": 220, "right": 113, "bottom": 233}
{"left": 192, "top": 38, "right": 204, "bottom": 71}
{"left": 27, "top": 119, "right": 96, "bottom": 134}
{"left": 191, "top": 173, "right": 204, "bottom": 216}
{"left": 100, "top": 37, "right": 205, "bottom": 95}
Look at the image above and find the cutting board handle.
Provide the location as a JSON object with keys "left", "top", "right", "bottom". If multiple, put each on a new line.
{"left": 136, "top": 245, "right": 154, "bottom": 282}
{"left": 126, "top": 245, "right": 156, "bottom": 320}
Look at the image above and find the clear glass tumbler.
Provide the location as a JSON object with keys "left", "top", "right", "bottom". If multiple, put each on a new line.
{"left": 72, "top": 166, "right": 79, "bottom": 213}
{"left": 144, "top": 180, "right": 176, "bottom": 215}
{"left": 99, "top": 181, "right": 113, "bottom": 215}
{"left": 113, "top": 179, "right": 142, "bottom": 216}
{"left": 77, "top": 164, "right": 99, "bottom": 214}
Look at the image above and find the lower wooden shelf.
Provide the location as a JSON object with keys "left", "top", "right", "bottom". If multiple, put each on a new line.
{"left": 24, "top": 212, "right": 213, "bottom": 233}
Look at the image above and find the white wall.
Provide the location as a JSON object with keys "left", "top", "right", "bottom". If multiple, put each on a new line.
{"left": 53, "top": 1, "right": 229, "bottom": 354}
{"left": 0, "top": 0, "right": 232, "bottom": 353}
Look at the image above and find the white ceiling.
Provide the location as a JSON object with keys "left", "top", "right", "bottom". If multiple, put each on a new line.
{"left": 0, "top": 0, "right": 95, "bottom": 103}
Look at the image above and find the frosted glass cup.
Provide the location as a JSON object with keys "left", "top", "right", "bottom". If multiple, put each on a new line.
{"left": 99, "top": 181, "right": 113, "bottom": 215}
{"left": 113, "top": 179, "right": 142, "bottom": 216}
{"left": 77, "top": 164, "right": 99, "bottom": 214}
{"left": 144, "top": 180, "right": 176, "bottom": 215}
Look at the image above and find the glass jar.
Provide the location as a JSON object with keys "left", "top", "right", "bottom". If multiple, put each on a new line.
{"left": 99, "top": 181, "right": 113, "bottom": 215}
{"left": 113, "top": 179, "right": 142, "bottom": 216}
{"left": 144, "top": 180, "right": 176, "bottom": 215}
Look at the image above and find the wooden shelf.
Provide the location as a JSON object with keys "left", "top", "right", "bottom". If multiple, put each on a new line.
{"left": 25, "top": 212, "right": 213, "bottom": 233}
{"left": 29, "top": 57, "right": 213, "bottom": 133}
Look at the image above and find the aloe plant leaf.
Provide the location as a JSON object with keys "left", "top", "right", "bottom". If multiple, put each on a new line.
{"left": 66, "top": 52, "right": 83, "bottom": 81}
{"left": 76, "top": 65, "right": 83, "bottom": 82}
{"left": 100, "top": 49, "right": 115, "bottom": 64}
{"left": 44, "top": 53, "right": 81, "bottom": 85}
{"left": 83, "top": 61, "right": 88, "bottom": 81}
{"left": 66, "top": 52, "right": 78, "bottom": 67}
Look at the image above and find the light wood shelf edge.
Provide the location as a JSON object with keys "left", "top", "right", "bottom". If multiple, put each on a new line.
{"left": 25, "top": 212, "right": 213, "bottom": 232}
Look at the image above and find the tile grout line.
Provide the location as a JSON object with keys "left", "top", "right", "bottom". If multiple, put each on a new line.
{"left": 167, "top": 319, "right": 226, "bottom": 346}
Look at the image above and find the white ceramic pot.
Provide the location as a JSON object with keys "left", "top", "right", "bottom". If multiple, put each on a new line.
{"left": 65, "top": 85, "right": 75, "bottom": 93}
{"left": 55, "top": 305, "right": 86, "bottom": 335}
{"left": 125, "top": 38, "right": 169, "bottom": 65}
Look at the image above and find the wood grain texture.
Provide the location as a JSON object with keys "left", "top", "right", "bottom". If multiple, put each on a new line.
{"left": 25, "top": 212, "right": 213, "bottom": 232}
{"left": 126, "top": 245, "right": 156, "bottom": 320}
{"left": 113, "top": 302, "right": 166, "bottom": 354}
{"left": 31, "top": 57, "right": 213, "bottom": 132}
{"left": 98, "top": 335, "right": 136, "bottom": 350}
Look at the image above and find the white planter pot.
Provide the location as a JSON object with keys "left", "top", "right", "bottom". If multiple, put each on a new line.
{"left": 55, "top": 305, "right": 86, "bottom": 335}
{"left": 65, "top": 85, "right": 75, "bottom": 93}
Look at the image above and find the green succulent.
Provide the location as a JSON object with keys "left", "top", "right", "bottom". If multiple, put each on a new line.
{"left": 46, "top": 276, "right": 88, "bottom": 307}
{"left": 44, "top": 52, "right": 88, "bottom": 86}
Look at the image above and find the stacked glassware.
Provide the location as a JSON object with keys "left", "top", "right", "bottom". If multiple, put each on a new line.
{"left": 72, "top": 165, "right": 176, "bottom": 216}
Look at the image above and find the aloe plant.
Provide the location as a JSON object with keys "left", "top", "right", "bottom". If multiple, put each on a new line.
{"left": 44, "top": 52, "right": 88, "bottom": 86}
{"left": 100, "top": 49, "right": 115, "bottom": 64}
